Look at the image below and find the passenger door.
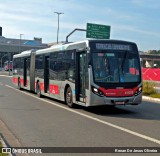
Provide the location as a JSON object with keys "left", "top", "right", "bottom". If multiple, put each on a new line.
{"left": 23, "top": 58, "right": 27, "bottom": 86}
{"left": 44, "top": 56, "right": 49, "bottom": 93}
{"left": 76, "top": 51, "right": 88, "bottom": 103}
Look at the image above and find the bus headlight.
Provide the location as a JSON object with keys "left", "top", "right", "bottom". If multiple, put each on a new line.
{"left": 134, "top": 86, "right": 142, "bottom": 96}
{"left": 91, "top": 86, "right": 104, "bottom": 97}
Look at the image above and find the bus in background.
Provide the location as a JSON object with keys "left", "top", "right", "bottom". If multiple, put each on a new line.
{"left": 4, "top": 61, "right": 12, "bottom": 71}
{"left": 12, "top": 40, "right": 142, "bottom": 107}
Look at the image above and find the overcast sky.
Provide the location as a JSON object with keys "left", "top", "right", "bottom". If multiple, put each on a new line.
{"left": 0, "top": 0, "right": 160, "bottom": 51}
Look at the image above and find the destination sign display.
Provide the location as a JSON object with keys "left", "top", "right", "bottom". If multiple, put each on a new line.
{"left": 96, "top": 43, "right": 132, "bottom": 51}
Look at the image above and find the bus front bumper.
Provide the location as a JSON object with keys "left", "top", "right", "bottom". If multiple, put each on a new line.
{"left": 90, "top": 92, "right": 142, "bottom": 106}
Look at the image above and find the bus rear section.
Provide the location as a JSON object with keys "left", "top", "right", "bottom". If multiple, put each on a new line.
{"left": 89, "top": 40, "right": 142, "bottom": 106}
{"left": 12, "top": 50, "right": 36, "bottom": 91}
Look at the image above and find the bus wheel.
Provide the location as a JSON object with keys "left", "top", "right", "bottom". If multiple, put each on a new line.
{"left": 36, "top": 82, "right": 42, "bottom": 98}
{"left": 18, "top": 79, "right": 21, "bottom": 90}
{"left": 65, "top": 87, "right": 74, "bottom": 108}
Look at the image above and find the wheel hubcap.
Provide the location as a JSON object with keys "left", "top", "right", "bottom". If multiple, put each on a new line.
{"left": 67, "top": 91, "right": 72, "bottom": 104}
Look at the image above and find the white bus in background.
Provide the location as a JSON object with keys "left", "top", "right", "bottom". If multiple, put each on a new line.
{"left": 12, "top": 39, "right": 142, "bottom": 107}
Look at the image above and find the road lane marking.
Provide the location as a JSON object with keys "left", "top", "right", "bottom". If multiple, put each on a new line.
{"left": 5, "top": 84, "right": 160, "bottom": 145}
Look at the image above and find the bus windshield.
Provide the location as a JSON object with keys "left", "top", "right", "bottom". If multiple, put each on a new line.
{"left": 92, "top": 51, "right": 141, "bottom": 83}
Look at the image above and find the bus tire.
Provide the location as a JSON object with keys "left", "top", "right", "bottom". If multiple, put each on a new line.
{"left": 65, "top": 87, "right": 74, "bottom": 108}
{"left": 18, "top": 78, "right": 21, "bottom": 90}
{"left": 36, "top": 82, "right": 42, "bottom": 98}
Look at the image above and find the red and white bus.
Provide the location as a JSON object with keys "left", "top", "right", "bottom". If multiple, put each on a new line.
{"left": 4, "top": 61, "right": 12, "bottom": 71}
{"left": 12, "top": 40, "right": 142, "bottom": 107}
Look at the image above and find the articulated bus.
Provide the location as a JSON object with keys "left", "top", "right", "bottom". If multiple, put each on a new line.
{"left": 12, "top": 40, "right": 142, "bottom": 107}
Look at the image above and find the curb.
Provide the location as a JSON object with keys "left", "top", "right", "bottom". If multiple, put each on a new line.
{"left": 142, "top": 96, "right": 160, "bottom": 103}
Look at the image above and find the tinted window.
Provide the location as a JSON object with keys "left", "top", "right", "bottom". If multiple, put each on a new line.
{"left": 92, "top": 51, "right": 141, "bottom": 84}
{"left": 50, "top": 50, "right": 75, "bottom": 81}
{"left": 35, "top": 55, "right": 44, "bottom": 78}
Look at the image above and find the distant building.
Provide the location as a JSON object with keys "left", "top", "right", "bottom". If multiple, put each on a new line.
{"left": 0, "top": 27, "right": 48, "bottom": 67}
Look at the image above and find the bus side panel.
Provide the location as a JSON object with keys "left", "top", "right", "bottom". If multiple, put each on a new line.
{"left": 85, "top": 66, "right": 91, "bottom": 107}
{"left": 49, "top": 79, "right": 61, "bottom": 100}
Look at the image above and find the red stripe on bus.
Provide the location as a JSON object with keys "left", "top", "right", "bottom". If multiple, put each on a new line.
{"left": 12, "top": 78, "right": 28, "bottom": 86}
{"left": 99, "top": 86, "right": 138, "bottom": 97}
{"left": 20, "top": 78, "right": 28, "bottom": 87}
{"left": 20, "top": 78, "right": 24, "bottom": 85}
{"left": 50, "top": 84, "right": 59, "bottom": 94}
{"left": 12, "top": 78, "right": 18, "bottom": 84}
{"left": 40, "top": 82, "right": 44, "bottom": 91}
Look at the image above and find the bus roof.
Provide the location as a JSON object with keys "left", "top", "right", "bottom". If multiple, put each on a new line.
{"left": 35, "top": 39, "right": 137, "bottom": 55}
{"left": 35, "top": 40, "right": 89, "bottom": 55}
{"left": 13, "top": 49, "right": 36, "bottom": 58}
{"left": 13, "top": 39, "right": 137, "bottom": 57}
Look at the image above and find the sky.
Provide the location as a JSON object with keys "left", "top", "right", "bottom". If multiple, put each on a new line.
{"left": 0, "top": 0, "right": 160, "bottom": 51}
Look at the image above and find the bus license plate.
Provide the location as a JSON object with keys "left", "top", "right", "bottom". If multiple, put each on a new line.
{"left": 115, "top": 101, "right": 125, "bottom": 105}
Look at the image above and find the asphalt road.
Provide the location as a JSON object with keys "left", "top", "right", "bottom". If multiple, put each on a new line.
{"left": 0, "top": 75, "right": 160, "bottom": 156}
